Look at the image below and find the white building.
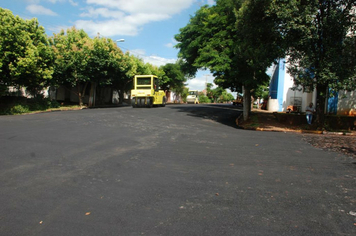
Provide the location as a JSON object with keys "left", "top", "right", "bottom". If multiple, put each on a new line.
{"left": 268, "top": 58, "right": 356, "bottom": 115}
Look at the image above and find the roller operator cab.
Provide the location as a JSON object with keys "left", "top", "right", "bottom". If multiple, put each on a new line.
{"left": 131, "top": 75, "right": 166, "bottom": 108}
{"left": 186, "top": 90, "right": 199, "bottom": 104}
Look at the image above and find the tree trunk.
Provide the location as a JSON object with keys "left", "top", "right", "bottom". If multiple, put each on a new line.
{"left": 109, "top": 87, "right": 113, "bottom": 104}
{"left": 315, "top": 83, "right": 327, "bottom": 129}
{"left": 243, "top": 85, "right": 251, "bottom": 121}
{"left": 77, "top": 85, "right": 83, "bottom": 107}
{"left": 88, "top": 82, "right": 96, "bottom": 107}
{"left": 118, "top": 89, "right": 124, "bottom": 105}
{"left": 77, "top": 82, "right": 88, "bottom": 107}
{"left": 118, "top": 82, "right": 130, "bottom": 104}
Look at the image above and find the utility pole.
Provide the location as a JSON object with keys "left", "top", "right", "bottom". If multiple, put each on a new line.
{"left": 204, "top": 74, "right": 209, "bottom": 96}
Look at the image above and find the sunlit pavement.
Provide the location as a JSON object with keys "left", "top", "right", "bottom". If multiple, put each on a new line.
{"left": 0, "top": 104, "right": 355, "bottom": 236}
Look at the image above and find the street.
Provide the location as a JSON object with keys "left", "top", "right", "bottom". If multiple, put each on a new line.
{"left": 0, "top": 104, "right": 355, "bottom": 235}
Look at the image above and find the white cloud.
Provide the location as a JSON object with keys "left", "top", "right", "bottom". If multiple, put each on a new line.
{"left": 86, "top": 0, "right": 193, "bottom": 14}
{"left": 75, "top": 19, "right": 139, "bottom": 36}
{"left": 76, "top": 11, "right": 170, "bottom": 36}
{"left": 75, "top": 10, "right": 171, "bottom": 36}
{"left": 125, "top": 49, "right": 176, "bottom": 67}
{"left": 165, "top": 38, "right": 178, "bottom": 48}
{"left": 187, "top": 79, "right": 207, "bottom": 91}
{"left": 145, "top": 55, "right": 177, "bottom": 67}
{"left": 80, "top": 7, "right": 125, "bottom": 19}
{"left": 69, "top": 0, "right": 78, "bottom": 6}
{"left": 75, "top": 0, "right": 195, "bottom": 37}
{"left": 206, "top": 0, "right": 215, "bottom": 5}
{"left": 26, "top": 0, "right": 77, "bottom": 5}
{"left": 186, "top": 72, "right": 215, "bottom": 91}
{"left": 47, "top": 0, "right": 62, "bottom": 3}
{"left": 47, "top": 24, "right": 74, "bottom": 35}
{"left": 165, "top": 43, "right": 174, "bottom": 48}
{"left": 26, "top": 4, "right": 58, "bottom": 16}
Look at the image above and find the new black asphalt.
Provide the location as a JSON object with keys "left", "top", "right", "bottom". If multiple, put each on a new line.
{"left": 0, "top": 104, "right": 355, "bottom": 235}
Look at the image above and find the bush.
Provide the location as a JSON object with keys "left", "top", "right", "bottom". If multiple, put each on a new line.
{"left": 198, "top": 95, "right": 211, "bottom": 103}
{"left": 50, "top": 99, "right": 60, "bottom": 108}
{"left": 0, "top": 97, "right": 62, "bottom": 115}
{"left": 27, "top": 98, "right": 60, "bottom": 111}
{"left": 10, "top": 104, "right": 30, "bottom": 114}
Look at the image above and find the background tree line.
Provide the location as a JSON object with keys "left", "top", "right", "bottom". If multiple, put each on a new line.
{"left": 0, "top": 8, "right": 189, "bottom": 108}
{"left": 175, "top": 0, "right": 356, "bottom": 127}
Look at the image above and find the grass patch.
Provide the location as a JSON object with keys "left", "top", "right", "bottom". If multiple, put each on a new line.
{"left": 0, "top": 97, "right": 82, "bottom": 115}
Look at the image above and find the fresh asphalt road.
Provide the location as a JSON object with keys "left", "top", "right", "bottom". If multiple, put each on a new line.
{"left": 0, "top": 104, "right": 355, "bottom": 236}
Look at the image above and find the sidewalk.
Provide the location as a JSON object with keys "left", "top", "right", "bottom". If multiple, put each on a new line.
{"left": 237, "top": 109, "right": 356, "bottom": 159}
{"left": 237, "top": 109, "right": 356, "bottom": 135}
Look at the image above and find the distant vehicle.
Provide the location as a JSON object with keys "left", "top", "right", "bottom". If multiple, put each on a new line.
{"left": 186, "top": 90, "right": 199, "bottom": 104}
{"left": 131, "top": 75, "right": 166, "bottom": 108}
{"left": 232, "top": 95, "right": 243, "bottom": 106}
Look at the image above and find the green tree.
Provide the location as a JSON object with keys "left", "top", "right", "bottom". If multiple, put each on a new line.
{"left": 175, "top": 86, "right": 189, "bottom": 103}
{"left": 205, "top": 83, "right": 215, "bottom": 102}
{"left": 219, "top": 90, "right": 235, "bottom": 103}
{"left": 112, "top": 55, "right": 142, "bottom": 104}
{"left": 271, "top": 0, "right": 356, "bottom": 127}
{"left": 198, "top": 92, "right": 211, "bottom": 103}
{"left": 175, "top": 0, "right": 283, "bottom": 120}
{"left": 86, "top": 37, "right": 129, "bottom": 106}
{"left": 205, "top": 83, "right": 233, "bottom": 103}
{"left": 110, "top": 52, "right": 135, "bottom": 105}
{"left": 0, "top": 8, "right": 54, "bottom": 96}
{"left": 50, "top": 27, "right": 94, "bottom": 106}
{"left": 112, "top": 55, "right": 164, "bottom": 103}
{"left": 253, "top": 83, "right": 269, "bottom": 101}
{"left": 159, "top": 62, "right": 187, "bottom": 93}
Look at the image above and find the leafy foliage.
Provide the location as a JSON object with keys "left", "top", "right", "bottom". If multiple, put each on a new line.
{"left": 1, "top": 7, "right": 193, "bottom": 109}
{"left": 198, "top": 93, "right": 211, "bottom": 103}
{"left": 159, "top": 62, "right": 187, "bottom": 92}
{"left": 270, "top": 0, "right": 356, "bottom": 126}
{"left": 0, "top": 97, "right": 60, "bottom": 115}
{"left": 9, "top": 104, "right": 30, "bottom": 114}
{"left": 175, "top": 0, "right": 283, "bottom": 120}
{"left": 0, "top": 8, "right": 54, "bottom": 96}
{"left": 271, "top": 0, "right": 356, "bottom": 91}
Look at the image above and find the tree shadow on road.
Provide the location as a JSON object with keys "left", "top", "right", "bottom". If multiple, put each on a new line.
{"left": 167, "top": 104, "right": 243, "bottom": 129}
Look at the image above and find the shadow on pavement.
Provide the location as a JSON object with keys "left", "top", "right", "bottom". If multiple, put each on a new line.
{"left": 167, "top": 104, "right": 243, "bottom": 129}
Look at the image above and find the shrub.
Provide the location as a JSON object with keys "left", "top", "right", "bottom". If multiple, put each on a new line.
{"left": 10, "top": 104, "right": 30, "bottom": 114}
{"left": 0, "top": 97, "right": 62, "bottom": 115}
{"left": 50, "top": 99, "right": 60, "bottom": 108}
{"left": 27, "top": 98, "right": 60, "bottom": 111}
{"left": 198, "top": 95, "right": 211, "bottom": 103}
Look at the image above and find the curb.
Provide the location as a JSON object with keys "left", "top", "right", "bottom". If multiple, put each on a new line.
{"left": 323, "top": 131, "right": 356, "bottom": 136}
{"left": 300, "top": 130, "right": 323, "bottom": 134}
{"left": 238, "top": 125, "right": 356, "bottom": 136}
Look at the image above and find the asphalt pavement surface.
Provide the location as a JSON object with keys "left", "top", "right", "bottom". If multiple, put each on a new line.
{"left": 0, "top": 104, "right": 355, "bottom": 236}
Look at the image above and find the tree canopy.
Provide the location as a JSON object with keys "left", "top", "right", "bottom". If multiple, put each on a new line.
{"left": 0, "top": 8, "right": 54, "bottom": 96}
{"left": 175, "top": 0, "right": 283, "bottom": 120}
{"left": 270, "top": 0, "right": 356, "bottom": 126}
{"left": 1, "top": 8, "right": 190, "bottom": 106}
{"left": 159, "top": 61, "right": 187, "bottom": 93}
{"left": 176, "top": 0, "right": 356, "bottom": 124}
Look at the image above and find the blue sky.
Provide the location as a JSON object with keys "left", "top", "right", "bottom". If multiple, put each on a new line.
{"left": 1, "top": 0, "right": 224, "bottom": 93}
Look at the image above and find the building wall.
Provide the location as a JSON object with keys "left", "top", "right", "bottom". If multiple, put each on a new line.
{"left": 269, "top": 58, "right": 316, "bottom": 112}
{"left": 327, "top": 91, "right": 338, "bottom": 115}
{"left": 337, "top": 90, "right": 356, "bottom": 115}
{"left": 276, "top": 58, "right": 286, "bottom": 111}
{"left": 7, "top": 86, "right": 50, "bottom": 98}
{"left": 270, "top": 58, "right": 356, "bottom": 115}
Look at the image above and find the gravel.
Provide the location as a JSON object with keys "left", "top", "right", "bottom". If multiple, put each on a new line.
{"left": 302, "top": 134, "right": 356, "bottom": 159}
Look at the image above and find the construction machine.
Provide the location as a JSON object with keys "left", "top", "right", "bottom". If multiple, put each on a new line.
{"left": 186, "top": 90, "right": 199, "bottom": 104}
{"left": 232, "top": 94, "right": 243, "bottom": 106}
{"left": 131, "top": 75, "right": 166, "bottom": 108}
